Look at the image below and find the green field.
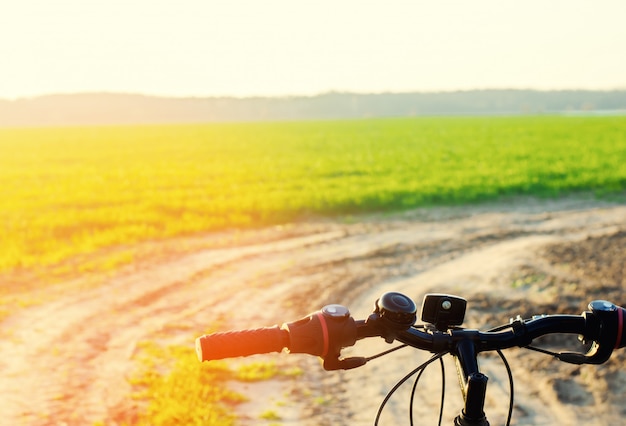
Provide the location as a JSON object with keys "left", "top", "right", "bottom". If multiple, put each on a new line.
{"left": 2, "top": 115, "right": 626, "bottom": 425}
{"left": 1, "top": 116, "right": 626, "bottom": 276}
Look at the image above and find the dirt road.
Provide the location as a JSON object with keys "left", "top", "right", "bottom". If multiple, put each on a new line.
{"left": 1, "top": 196, "right": 624, "bottom": 425}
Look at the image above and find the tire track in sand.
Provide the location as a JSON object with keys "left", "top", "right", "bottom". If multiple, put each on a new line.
{"left": 0, "top": 198, "right": 624, "bottom": 425}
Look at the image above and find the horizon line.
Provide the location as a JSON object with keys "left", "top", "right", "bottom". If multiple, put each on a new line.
{"left": 3, "top": 87, "right": 626, "bottom": 102}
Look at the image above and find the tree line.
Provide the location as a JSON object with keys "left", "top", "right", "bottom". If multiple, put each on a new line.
{"left": 1, "top": 90, "right": 625, "bottom": 126}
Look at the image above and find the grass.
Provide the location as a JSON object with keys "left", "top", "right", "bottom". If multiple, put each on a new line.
{"left": 234, "top": 361, "right": 280, "bottom": 381}
{"left": 259, "top": 410, "right": 282, "bottom": 421}
{"left": 2, "top": 116, "right": 625, "bottom": 281}
{"left": 124, "top": 341, "right": 301, "bottom": 426}
{"left": 125, "top": 342, "right": 245, "bottom": 426}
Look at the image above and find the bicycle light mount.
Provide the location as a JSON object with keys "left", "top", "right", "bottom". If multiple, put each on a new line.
{"left": 421, "top": 293, "right": 468, "bottom": 331}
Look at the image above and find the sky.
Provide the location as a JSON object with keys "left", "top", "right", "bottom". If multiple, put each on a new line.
{"left": 1, "top": 0, "right": 626, "bottom": 100}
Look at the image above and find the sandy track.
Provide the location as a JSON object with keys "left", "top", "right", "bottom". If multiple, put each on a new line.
{"left": 0, "top": 196, "right": 624, "bottom": 425}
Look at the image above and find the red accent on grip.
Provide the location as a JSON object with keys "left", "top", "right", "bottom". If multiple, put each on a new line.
{"left": 317, "top": 312, "right": 329, "bottom": 357}
{"left": 195, "top": 326, "right": 288, "bottom": 361}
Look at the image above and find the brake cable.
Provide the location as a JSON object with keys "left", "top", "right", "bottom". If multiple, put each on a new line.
{"left": 410, "top": 356, "right": 446, "bottom": 426}
{"left": 364, "top": 343, "right": 408, "bottom": 362}
{"left": 366, "top": 346, "right": 514, "bottom": 426}
{"left": 524, "top": 344, "right": 561, "bottom": 357}
{"left": 496, "top": 349, "right": 514, "bottom": 426}
{"left": 374, "top": 352, "right": 448, "bottom": 426}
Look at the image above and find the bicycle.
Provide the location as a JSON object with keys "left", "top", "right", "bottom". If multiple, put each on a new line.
{"left": 196, "top": 291, "right": 626, "bottom": 425}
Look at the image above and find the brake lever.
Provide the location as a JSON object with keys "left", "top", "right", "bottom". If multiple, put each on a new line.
{"left": 323, "top": 356, "right": 367, "bottom": 370}
{"left": 577, "top": 301, "right": 620, "bottom": 364}
{"left": 521, "top": 302, "right": 618, "bottom": 365}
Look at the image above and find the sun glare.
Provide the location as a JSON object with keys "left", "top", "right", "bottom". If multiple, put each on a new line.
{"left": 1, "top": 0, "right": 625, "bottom": 99}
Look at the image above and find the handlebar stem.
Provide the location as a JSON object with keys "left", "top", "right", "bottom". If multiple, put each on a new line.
{"left": 452, "top": 335, "right": 489, "bottom": 425}
{"left": 454, "top": 335, "right": 481, "bottom": 384}
{"left": 456, "top": 373, "right": 490, "bottom": 426}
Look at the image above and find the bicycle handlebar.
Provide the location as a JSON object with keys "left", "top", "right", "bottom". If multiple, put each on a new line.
{"left": 196, "top": 295, "right": 626, "bottom": 370}
{"left": 195, "top": 326, "right": 288, "bottom": 360}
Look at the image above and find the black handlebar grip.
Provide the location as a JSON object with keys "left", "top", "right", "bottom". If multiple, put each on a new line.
{"left": 615, "top": 306, "right": 626, "bottom": 349}
{"left": 582, "top": 301, "right": 626, "bottom": 364}
{"left": 195, "top": 326, "right": 289, "bottom": 362}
